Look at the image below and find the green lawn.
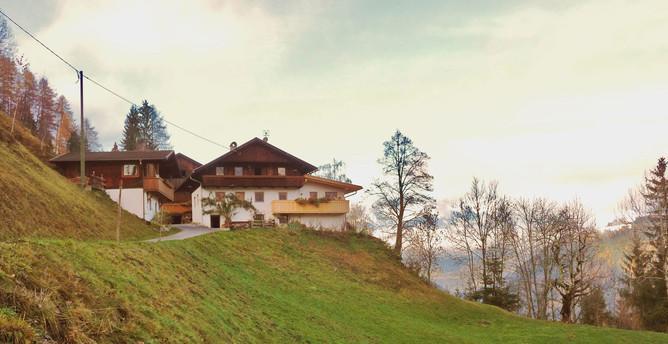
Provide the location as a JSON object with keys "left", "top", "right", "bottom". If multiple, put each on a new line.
{"left": 1, "top": 229, "right": 665, "bottom": 343}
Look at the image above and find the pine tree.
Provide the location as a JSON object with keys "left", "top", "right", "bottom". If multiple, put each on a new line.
{"left": 84, "top": 118, "right": 101, "bottom": 152}
{"left": 120, "top": 105, "right": 141, "bottom": 150}
{"left": 137, "top": 100, "right": 170, "bottom": 150}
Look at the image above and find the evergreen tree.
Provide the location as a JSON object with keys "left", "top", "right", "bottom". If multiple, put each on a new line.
{"left": 137, "top": 100, "right": 170, "bottom": 150}
{"left": 120, "top": 100, "right": 170, "bottom": 150}
{"left": 120, "top": 105, "right": 140, "bottom": 150}
{"left": 54, "top": 95, "right": 73, "bottom": 154}
{"left": 580, "top": 286, "right": 610, "bottom": 326}
{"left": 16, "top": 66, "right": 37, "bottom": 133}
{"left": 84, "top": 118, "right": 101, "bottom": 152}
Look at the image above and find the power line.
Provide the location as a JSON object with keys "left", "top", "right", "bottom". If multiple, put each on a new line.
{"left": 0, "top": 8, "right": 227, "bottom": 149}
{"left": 0, "top": 8, "right": 79, "bottom": 73}
{"left": 84, "top": 74, "right": 227, "bottom": 149}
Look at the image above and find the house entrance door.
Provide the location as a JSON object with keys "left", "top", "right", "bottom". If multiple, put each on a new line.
{"left": 210, "top": 215, "right": 220, "bottom": 228}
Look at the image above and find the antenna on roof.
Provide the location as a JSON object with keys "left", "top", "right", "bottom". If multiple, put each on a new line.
{"left": 262, "top": 130, "right": 270, "bottom": 142}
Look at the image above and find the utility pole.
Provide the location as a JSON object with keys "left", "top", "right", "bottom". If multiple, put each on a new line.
{"left": 79, "top": 70, "right": 85, "bottom": 187}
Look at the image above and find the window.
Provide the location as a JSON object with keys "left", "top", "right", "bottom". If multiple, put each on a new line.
{"left": 215, "top": 192, "right": 225, "bottom": 201}
{"left": 123, "top": 164, "right": 137, "bottom": 176}
{"left": 235, "top": 192, "right": 245, "bottom": 200}
{"left": 215, "top": 167, "right": 225, "bottom": 175}
{"left": 255, "top": 192, "right": 264, "bottom": 202}
{"left": 254, "top": 167, "right": 263, "bottom": 175}
{"left": 309, "top": 192, "right": 318, "bottom": 200}
{"left": 277, "top": 167, "right": 286, "bottom": 176}
{"left": 234, "top": 166, "right": 243, "bottom": 176}
{"left": 278, "top": 192, "right": 288, "bottom": 200}
{"left": 325, "top": 192, "right": 338, "bottom": 200}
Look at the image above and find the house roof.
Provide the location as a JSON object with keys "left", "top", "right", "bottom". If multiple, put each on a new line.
{"left": 304, "top": 175, "right": 363, "bottom": 194}
{"left": 193, "top": 137, "right": 318, "bottom": 176}
{"left": 175, "top": 153, "right": 202, "bottom": 167}
{"left": 50, "top": 150, "right": 175, "bottom": 163}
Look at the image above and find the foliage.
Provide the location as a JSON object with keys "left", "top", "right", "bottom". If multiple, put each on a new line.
{"left": 316, "top": 158, "right": 352, "bottom": 183}
{"left": 0, "top": 230, "right": 666, "bottom": 343}
{"left": 404, "top": 210, "right": 445, "bottom": 283}
{"left": 580, "top": 287, "right": 611, "bottom": 326}
{"left": 121, "top": 100, "right": 171, "bottom": 150}
{"left": 347, "top": 202, "right": 374, "bottom": 234}
{"left": 202, "top": 192, "right": 255, "bottom": 228}
{"left": 369, "top": 130, "right": 434, "bottom": 255}
{"left": 620, "top": 157, "right": 668, "bottom": 332}
{"left": 294, "top": 197, "right": 330, "bottom": 207}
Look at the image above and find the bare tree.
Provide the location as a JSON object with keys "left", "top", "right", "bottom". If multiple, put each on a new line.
{"left": 447, "top": 178, "right": 518, "bottom": 311}
{"left": 369, "top": 130, "right": 434, "bottom": 255}
{"left": 509, "top": 198, "right": 559, "bottom": 319}
{"left": 347, "top": 202, "right": 373, "bottom": 235}
{"left": 405, "top": 211, "right": 445, "bottom": 283}
{"left": 551, "top": 200, "right": 600, "bottom": 323}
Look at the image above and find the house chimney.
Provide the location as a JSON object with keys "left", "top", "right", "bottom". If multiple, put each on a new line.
{"left": 229, "top": 141, "right": 238, "bottom": 150}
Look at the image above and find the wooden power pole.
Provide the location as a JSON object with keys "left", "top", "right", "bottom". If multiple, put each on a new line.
{"left": 79, "top": 70, "right": 85, "bottom": 187}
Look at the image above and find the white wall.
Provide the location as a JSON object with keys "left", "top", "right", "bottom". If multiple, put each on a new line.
{"left": 193, "top": 183, "right": 350, "bottom": 230}
{"left": 106, "top": 188, "right": 160, "bottom": 221}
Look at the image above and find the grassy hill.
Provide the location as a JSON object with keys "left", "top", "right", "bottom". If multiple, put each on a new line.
{"left": 2, "top": 229, "right": 667, "bottom": 343}
{"left": 1, "top": 115, "right": 666, "bottom": 343}
{"left": 0, "top": 114, "right": 158, "bottom": 241}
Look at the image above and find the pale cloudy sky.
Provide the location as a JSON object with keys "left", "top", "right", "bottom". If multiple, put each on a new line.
{"left": 4, "top": 0, "right": 668, "bottom": 225}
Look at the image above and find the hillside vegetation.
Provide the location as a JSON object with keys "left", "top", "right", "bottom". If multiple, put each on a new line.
{"left": 0, "top": 114, "right": 157, "bottom": 241}
{"left": 1, "top": 230, "right": 668, "bottom": 343}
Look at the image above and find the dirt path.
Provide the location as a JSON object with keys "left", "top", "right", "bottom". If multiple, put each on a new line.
{"left": 146, "top": 224, "right": 220, "bottom": 242}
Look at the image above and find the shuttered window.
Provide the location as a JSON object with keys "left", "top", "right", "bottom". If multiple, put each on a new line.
{"left": 255, "top": 192, "right": 264, "bottom": 202}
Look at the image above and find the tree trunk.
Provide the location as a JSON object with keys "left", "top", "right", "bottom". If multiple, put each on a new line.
{"left": 560, "top": 293, "right": 573, "bottom": 323}
{"left": 394, "top": 222, "right": 403, "bottom": 255}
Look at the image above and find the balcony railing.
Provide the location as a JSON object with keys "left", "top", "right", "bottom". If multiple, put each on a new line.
{"left": 271, "top": 200, "right": 349, "bottom": 214}
{"left": 143, "top": 177, "right": 175, "bottom": 201}
{"left": 202, "top": 175, "right": 305, "bottom": 188}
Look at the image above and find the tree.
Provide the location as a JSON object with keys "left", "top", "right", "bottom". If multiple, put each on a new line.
{"left": 120, "top": 105, "right": 141, "bottom": 150}
{"left": 316, "top": 158, "right": 352, "bottom": 183}
{"left": 68, "top": 118, "right": 101, "bottom": 152}
{"left": 36, "top": 77, "right": 56, "bottom": 151}
{"left": 447, "top": 179, "right": 512, "bottom": 294}
{"left": 619, "top": 157, "right": 668, "bottom": 331}
{"left": 0, "top": 54, "right": 16, "bottom": 115}
{"left": 84, "top": 118, "right": 101, "bottom": 152}
{"left": 0, "top": 17, "right": 15, "bottom": 57}
{"left": 137, "top": 100, "right": 170, "bottom": 150}
{"left": 16, "top": 66, "right": 37, "bottom": 133}
{"left": 551, "top": 201, "right": 599, "bottom": 323}
{"left": 404, "top": 210, "right": 445, "bottom": 283}
{"left": 509, "top": 198, "right": 559, "bottom": 319}
{"left": 369, "top": 130, "right": 434, "bottom": 255}
{"left": 347, "top": 202, "right": 373, "bottom": 234}
{"left": 53, "top": 96, "right": 73, "bottom": 154}
{"left": 202, "top": 193, "right": 255, "bottom": 228}
{"left": 580, "top": 286, "right": 611, "bottom": 326}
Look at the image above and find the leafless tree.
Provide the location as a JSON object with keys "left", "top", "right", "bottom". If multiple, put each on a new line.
{"left": 551, "top": 200, "right": 600, "bottom": 323}
{"left": 347, "top": 202, "right": 374, "bottom": 235}
{"left": 509, "top": 198, "right": 560, "bottom": 319}
{"left": 369, "top": 130, "right": 434, "bottom": 255}
{"left": 446, "top": 178, "right": 512, "bottom": 292}
{"left": 405, "top": 211, "right": 445, "bottom": 283}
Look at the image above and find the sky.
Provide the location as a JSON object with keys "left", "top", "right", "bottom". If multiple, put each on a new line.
{"left": 3, "top": 0, "right": 668, "bottom": 225}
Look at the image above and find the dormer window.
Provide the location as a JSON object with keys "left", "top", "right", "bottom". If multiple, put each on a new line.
{"left": 277, "top": 167, "right": 286, "bottom": 176}
{"left": 234, "top": 166, "right": 243, "bottom": 176}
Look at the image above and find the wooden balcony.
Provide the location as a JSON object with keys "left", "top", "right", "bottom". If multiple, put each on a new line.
{"left": 143, "top": 177, "right": 175, "bottom": 201}
{"left": 271, "top": 200, "right": 349, "bottom": 214}
{"left": 202, "top": 175, "right": 305, "bottom": 188}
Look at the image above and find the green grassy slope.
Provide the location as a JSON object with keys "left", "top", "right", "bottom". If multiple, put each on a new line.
{"left": 1, "top": 229, "right": 666, "bottom": 343}
{"left": 0, "top": 114, "right": 157, "bottom": 241}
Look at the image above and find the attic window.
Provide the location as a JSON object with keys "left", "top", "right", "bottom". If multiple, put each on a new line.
{"left": 123, "top": 164, "right": 137, "bottom": 176}
{"left": 215, "top": 167, "right": 224, "bottom": 176}
{"left": 234, "top": 166, "right": 243, "bottom": 176}
{"left": 277, "top": 167, "right": 286, "bottom": 176}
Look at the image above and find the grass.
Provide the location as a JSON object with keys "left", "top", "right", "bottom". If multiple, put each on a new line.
{"left": 0, "top": 229, "right": 666, "bottom": 343}
{"left": 0, "top": 114, "right": 162, "bottom": 241}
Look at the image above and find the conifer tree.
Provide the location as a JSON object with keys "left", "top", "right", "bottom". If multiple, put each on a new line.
{"left": 121, "top": 105, "right": 140, "bottom": 150}
{"left": 36, "top": 77, "right": 56, "bottom": 150}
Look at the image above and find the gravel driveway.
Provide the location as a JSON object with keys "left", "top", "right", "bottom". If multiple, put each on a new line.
{"left": 146, "top": 224, "right": 220, "bottom": 242}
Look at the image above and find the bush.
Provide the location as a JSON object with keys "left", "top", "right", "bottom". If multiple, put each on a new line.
{"left": 0, "top": 312, "right": 36, "bottom": 344}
